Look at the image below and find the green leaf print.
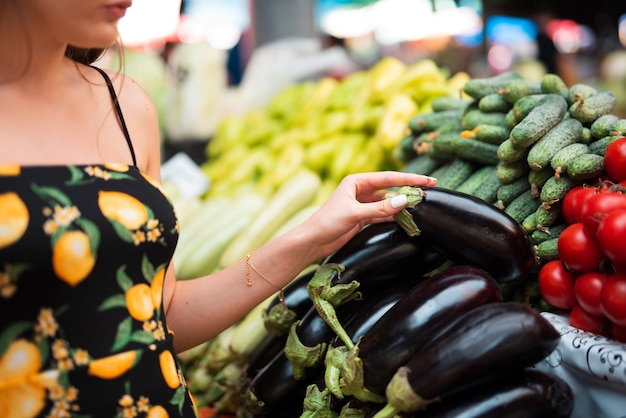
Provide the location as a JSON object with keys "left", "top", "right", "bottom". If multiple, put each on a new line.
{"left": 74, "top": 217, "right": 101, "bottom": 254}
{"left": 129, "top": 330, "right": 155, "bottom": 345}
{"left": 110, "top": 219, "right": 136, "bottom": 244}
{"left": 111, "top": 317, "right": 133, "bottom": 352}
{"left": 0, "top": 320, "right": 33, "bottom": 356}
{"left": 98, "top": 294, "right": 127, "bottom": 311}
{"left": 141, "top": 254, "right": 156, "bottom": 283}
{"left": 116, "top": 265, "right": 134, "bottom": 292}
{"left": 172, "top": 385, "right": 188, "bottom": 414}
{"left": 31, "top": 183, "right": 73, "bottom": 207}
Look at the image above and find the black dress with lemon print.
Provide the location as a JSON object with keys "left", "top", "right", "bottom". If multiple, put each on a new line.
{"left": 0, "top": 69, "right": 198, "bottom": 418}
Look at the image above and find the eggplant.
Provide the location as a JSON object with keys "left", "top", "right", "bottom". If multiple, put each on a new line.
{"left": 245, "top": 348, "right": 323, "bottom": 417}
{"left": 322, "top": 221, "right": 446, "bottom": 290}
{"left": 405, "top": 186, "right": 536, "bottom": 282}
{"left": 339, "top": 265, "right": 502, "bottom": 402}
{"left": 375, "top": 301, "right": 561, "bottom": 417}
{"left": 403, "top": 369, "right": 574, "bottom": 418}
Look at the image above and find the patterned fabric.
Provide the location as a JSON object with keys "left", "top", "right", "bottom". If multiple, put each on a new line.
{"left": 0, "top": 163, "right": 198, "bottom": 418}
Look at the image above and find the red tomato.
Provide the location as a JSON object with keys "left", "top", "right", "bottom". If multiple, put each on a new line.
{"left": 557, "top": 223, "right": 607, "bottom": 272}
{"left": 569, "top": 304, "right": 611, "bottom": 336}
{"left": 597, "top": 209, "right": 626, "bottom": 268}
{"left": 579, "top": 191, "right": 626, "bottom": 233}
{"left": 574, "top": 271, "right": 607, "bottom": 316}
{"left": 538, "top": 260, "right": 577, "bottom": 309}
{"left": 604, "top": 136, "right": 626, "bottom": 182}
{"left": 600, "top": 273, "right": 626, "bottom": 326}
{"left": 562, "top": 185, "right": 598, "bottom": 224}
{"left": 610, "top": 322, "right": 626, "bottom": 343}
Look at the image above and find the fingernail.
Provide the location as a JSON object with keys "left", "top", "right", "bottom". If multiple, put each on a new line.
{"left": 390, "top": 194, "right": 407, "bottom": 209}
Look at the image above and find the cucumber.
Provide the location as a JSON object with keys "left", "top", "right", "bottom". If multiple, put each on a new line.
{"left": 540, "top": 73, "right": 569, "bottom": 98}
{"left": 567, "top": 83, "right": 597, "bottom": 104}
{"left": 431, "top": 96, "right": 472, "bottom": 112}
{"left": 589, "top": 135, "right": 621, "bottom": 156}
{"left": 499, "top": 79, "right": 542, "bottom": 104}
{"left": 569, "top": 90, "right": 617, "bottom": 123}
{"left": 429, "top": 162, "right": 452, "bottom": 180}
{"left": 436, "top": 119, "right": 465, "bottom": 134}
{"left": 426, "top": 143, "right": 457, "bottom": 162}
{"left": 409, "top": 109, "right": 463, "bottom": 134}
{"left": 611, "top": 119, "right": 626, "bottom": 135}
{"left": 521, "top": 212, "right": 538, "bottom": 234}
{"left": 526, "top": 118, "right": 584, "bottom": 170}
{"left": 402, "top": 153, "right": 444, "bottom": 176}
{"left": 462, "top": 109, "right": 508, "bottom": 130}
{"left": 394, "top": 133, "right": 418, "bottom": 163}
{"left": 451, "top": 137, "right": 500, "bottom": 165}
{"left": 590, "top": 114, "right": 620, "bottom": 139}
{"left": 436, "top": 158, "right": 477, "bottom": 190}
{"left": 497, "top": 177, "right": 530, "bottom": 209}
{"left": 580, "top": 127, "right": 593, "bottom": 145}
{"left": 567, "top": 153, "right": 605, "bottom": 181}
{"left": 497, "top": 160, "right": 531, "bottom": 184}
{"left": 540, "top": 175, "right": 579, "bottom": 203}
{"left": 472, "top": 168, "right": 502, "bottom": 203}
{"left": 463, "top": 71, "right": 523, "bottom": 99}
{"left": 511, "top": 94, "right": 547, "bottom": 123}
{"left": 478, "top": 93, "right": 512, "bottom": 113}
{"left": 505, "top": 109, "right": 518, "bottom": 129}
{"left": 498, "top": 138, "right": 530, "bottom": 163}
{"left": 531, "top": 223, "right": 567, "bottom": 244}
{"left": 509, "top": 94, "right": 568, "bottom": 149}
{"left": 503, "top": 189, "right": 542, "bottom": 223}
{"left": 528, "top": 167, "right": 555, "bottom": 197}
{"left": 432, "top": 131, "right": 460, "bottom": 155}
{"left": 473, "top": 124, "right": 510, "bottom": 145}
{"left": 550, "top": 143, "right": 590, "bottom": 179}
{"left": 536, "top": 238, "right": 559, "bottom": 262}
{"left": 456, "top": 165, "right": 498, "bottom": 195}
{"left": 535, "top": 202, "right": 562, "bottom": 228}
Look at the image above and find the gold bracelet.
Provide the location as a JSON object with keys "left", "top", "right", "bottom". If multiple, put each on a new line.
{"left": 246, "top": 253, "right": 285, "bottom": 305}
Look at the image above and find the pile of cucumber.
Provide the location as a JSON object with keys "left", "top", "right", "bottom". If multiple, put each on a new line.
{"left": 400, "top": 71, "right": 622, "bottom": 272}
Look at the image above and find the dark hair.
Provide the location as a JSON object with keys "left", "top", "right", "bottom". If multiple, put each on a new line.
{"left": 64, "top": 46, "right": 107, "bottom": 65}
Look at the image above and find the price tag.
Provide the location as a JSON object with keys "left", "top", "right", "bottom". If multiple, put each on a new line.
{"left": 161, "top": 152, "right": 210, "bottom": 199}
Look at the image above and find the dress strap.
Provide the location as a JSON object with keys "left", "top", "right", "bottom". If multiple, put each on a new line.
{"left": 91, "top": 66, "right": 138, "bottom": 167}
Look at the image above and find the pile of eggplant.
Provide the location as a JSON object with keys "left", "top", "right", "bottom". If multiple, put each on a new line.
{"left": 240, "top": 187, "right": 574, "bottom": 418}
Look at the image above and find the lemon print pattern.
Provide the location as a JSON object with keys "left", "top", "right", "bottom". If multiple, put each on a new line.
{"left": 0, "top": 192, "right": 29, "bottom": 250}
{"left": 52, "top": 229, "right": 96, "bottom": 286}
{"left": 0, "top": 163, "right": 195, "bottom": 417}
{"left": 98, "top": 190, "right": 149, "bottom": 230}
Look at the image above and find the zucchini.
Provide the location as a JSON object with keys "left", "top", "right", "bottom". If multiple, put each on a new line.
{"left": 540, "top": 175, "right": 579, "bottom": 204}
{"left": 569, "top": 90, "right": 617, "bottom": 123}
{"left": 450, "top": 137, "right": 500, "bottom": 165}
{"left": 540, "top": 73, "right": 569, "bottom": 98}
{"left": 376, "top": 302, "right": 561, "bottom": 417}
{"left": 527, "top": 118, "right": 584, "bottom": 170}
{"left": 567, "top": 153, "right": 605, "bottom": 181}
{"left": 503, "top": 189, "right": 542, "bottom": 223}
{"left": 219, "top": 169, "right": 321, "bottom": 268}
{"left": 463, "top": 71, "right": 523, "bottom": 99}
{"left": 550, "top": 143, "right": 590, "bottom": 179}
{"left": 509, "top": 94, "right": 568, "bottom": 149}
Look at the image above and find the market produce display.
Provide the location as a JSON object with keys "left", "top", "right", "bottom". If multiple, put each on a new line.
{"left": 174, "top": 65, "right": 626, "bottom": 417}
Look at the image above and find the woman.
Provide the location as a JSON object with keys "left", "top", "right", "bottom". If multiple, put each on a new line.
{"left": 0, "top": 1, "right": 436, "bottom": 417}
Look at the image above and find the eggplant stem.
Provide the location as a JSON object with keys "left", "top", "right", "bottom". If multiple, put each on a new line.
{"left": 307, "top": 263, "right": 361, "bottom": 350}
{"left": 300, "top": 384, "right": 340, "bottom": 418}
{"left": 373, "top": 366, "right": 435, "bottom": 418}
{"left": 384, "top": 186, "right": 425, "bottom": 237}
{"left": 262, "top": 303, "right": 298, "bottom": 336}
{"left": 284, "top": 321, "right": 328, "bottom": 380}
{"left": 339, "top": 404, "right": 366, "bottom": 418}
{"left": 324, "top": 345, "right": 349, "bottom": 399}
{"left": 340, "top": 345, "right": 386, "bottom": 404}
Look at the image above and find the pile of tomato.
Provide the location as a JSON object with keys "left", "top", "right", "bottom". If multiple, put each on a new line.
{"left": 538, "top": 137, "right": 626, "bottom": 343}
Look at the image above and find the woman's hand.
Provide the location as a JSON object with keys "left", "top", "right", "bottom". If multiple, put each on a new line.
{"left": 295, "top": 171, "right": 437, "bottom": 259}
